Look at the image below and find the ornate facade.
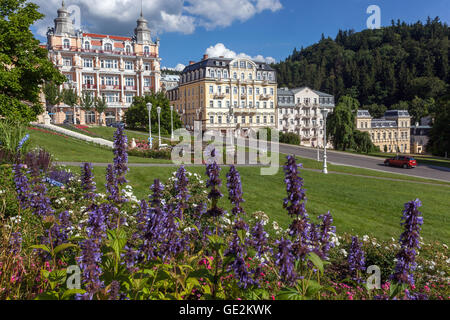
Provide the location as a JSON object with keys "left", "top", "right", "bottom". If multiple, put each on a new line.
{"left": 45, "top": 2, "right": 161, "bottom": 125}
{"left": 356, "top": 110, "right": 411, "bottom": 153}
{"left": 167, "top": 55, "right": 277, "bottom": 134}
{"left": 277, "top": 87, "right": 335, "bottom": 147}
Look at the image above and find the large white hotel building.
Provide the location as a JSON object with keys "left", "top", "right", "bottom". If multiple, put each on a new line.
{"left": 44, "top": 1, "right": 161, "bottom": 125}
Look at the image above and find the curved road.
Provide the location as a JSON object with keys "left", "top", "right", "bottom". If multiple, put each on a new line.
{"left": 275, "top": 143, "right": 450, "bottom": 182}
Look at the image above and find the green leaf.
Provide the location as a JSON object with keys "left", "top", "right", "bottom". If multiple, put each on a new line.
{"left": 61, "top": 289, "right": 86, "bottom": 300}
{"left": 305, "top": 280, "right": 323, "bottom": 298}
{"left": 54, "top": 243, "right": 78, "bottom": 255}
{"left": 307, "top": 252, "right": 324, "bottom": 275}
{"left": 276, "top": 287, "right": 304, "bottom": 300}
{"left": 30, "top": 244, "right": 51, "bottom": 253}
{"left": 35, "top": 292, "right": 59, "bottom": 300}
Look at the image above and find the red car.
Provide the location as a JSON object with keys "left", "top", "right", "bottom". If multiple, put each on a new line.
{"left": 384, "top": 156, "right": 417, "bottom": 169}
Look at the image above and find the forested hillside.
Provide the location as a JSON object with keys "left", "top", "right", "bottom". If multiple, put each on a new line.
{"left": 273, "top": 17, "right": 449, "bottom": 122}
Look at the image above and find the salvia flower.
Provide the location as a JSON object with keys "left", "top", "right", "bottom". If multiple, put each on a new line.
{"left": 29, "top": 180, "right": 55, "bottom": 217}
{"left": 77, "top": 239, "right": 103, "bottom": 299}
{"left": 250, "top": 221, "right": 272, "bottom": 260}
{"left": 317, "top": 211, "right": 336, "bottom": 260}
{"left": 275, "top": 237, "right": 297, "bottom": 285}
{"left": 105, "top": 164, "right": 120, "bottom": 202}
{"left": 17, "top": 134, "right": 30, "bottom": 151}
{"left": 108, "top": 280, "right": 120, "bottom": 300}
{"left": 113, "top": 126, "right": 128, "bottom": 186}
{"left": 9, "top": 232, "right": 22, "bottom": 255}
{"left": 174, "top": 166, "right": 190, "bottom": 218}
{"left": 206, "top": 161, "right": 225, "bottom": 217}
{"left": 81, "top": 163, "right": 97, "bottom": 200}
{"left": 86, "top": 204, "right": 107, "bottom": 243}
{"left": 226, "top": 165, "right": 245, "bottom": 216}
{"left": 348, "top": 236, "right": 365, "bottom": 282}
{"left": 283, "top": 155, "right": 307, "bottom": 219}
{"left": 393, "top": 199, "right": 424, "bottom": 286}
{"left": 13, "top": 163, "right": 31, "bottom": 209}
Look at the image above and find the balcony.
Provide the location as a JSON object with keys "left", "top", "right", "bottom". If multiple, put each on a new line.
{"left": 82, "top": 84, "right": 97, "bottom": 90}
{"left": 100, "top": 85, "right": 121, "bottom": 90}
{"left": 282, "top": 114, "right": 290, "bottom": 120}
{"left": 233, "top": 107, "right": 257, "bottom": 114}
{"left": 214, "top": 93, "right": 226, "bottom": 99}
{"left": 259, "top": 94, "right": 271, "bottom": 100}
{"left": 143, "top": 86, "right": 154, "bottom": 92}
{"left": 124, "top": 86, "right": 137, "bottom": 91}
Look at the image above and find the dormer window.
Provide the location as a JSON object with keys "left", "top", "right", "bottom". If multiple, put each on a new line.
{"left": 63, "top": 39, "right": 70, "bottom": 49}
{"left": 104, "top": 43, "right": 113, "bottom": 52}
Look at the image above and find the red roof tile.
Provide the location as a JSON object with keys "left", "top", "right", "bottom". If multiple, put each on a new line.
{"left": 83, "top": 33, "right": 131, "bottom": 42}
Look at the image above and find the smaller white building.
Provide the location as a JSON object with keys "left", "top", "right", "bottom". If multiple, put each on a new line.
{"left": 161, "top": 74, "right": 180, "bottom": 91}
{"left": 277, "top": 87, "right": 335, "bottom": 147}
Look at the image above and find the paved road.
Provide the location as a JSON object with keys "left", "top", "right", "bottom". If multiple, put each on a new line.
{"left": 274, "top": 142, "right": 450, "bottom": 182}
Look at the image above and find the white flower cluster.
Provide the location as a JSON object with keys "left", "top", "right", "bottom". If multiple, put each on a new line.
{"left": 122, "top": 185, "right": 138, "bottom": 203}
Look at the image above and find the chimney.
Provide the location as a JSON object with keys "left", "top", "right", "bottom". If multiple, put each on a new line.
{"left": 189, "top": 61, "right": 195, "bottom": 65}
{"left": 203, "top": 54, "right": 208, "bottom": 60}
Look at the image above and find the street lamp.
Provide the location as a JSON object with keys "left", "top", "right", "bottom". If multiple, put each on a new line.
{"left": 320, "top": 108, "right": 329, "bottom": 174}
{"left": 147, "top": 102, "right": 152, "bottom": 149}
{"left": 170, "top": 105, "right": 174, "bottom": 140}
{"left": 157, "top": 106, "right": 162, "bottom": 147}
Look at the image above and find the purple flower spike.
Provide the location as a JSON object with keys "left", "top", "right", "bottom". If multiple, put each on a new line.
{"left": 226, "top": 165, "right": 245, "bottom": 216}
{"left": 348, "top": 236, "right": 365, "bottom": 281}
{"left": 81, "top": 163, "right": 97, "bottom": 200}
{"left": 393, "top": 199, "right": 424, "bottom": 286}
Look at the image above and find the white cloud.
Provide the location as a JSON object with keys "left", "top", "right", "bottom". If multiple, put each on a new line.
{"left": 184, "top": 0, "right": 282, "bottom": 29}
{"left": 162, "top": 63, "right": 186, "bottom": 72}
{"left": 205, "top": 43, "right": 276, "bottom": 64}
{"left": 32, "top": 0, "right": 282, "bottom": 37}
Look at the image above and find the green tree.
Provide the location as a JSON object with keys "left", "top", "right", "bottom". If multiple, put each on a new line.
{"left": 326, "top": 96, "right": 358, "bottom": 151}
{"left": 427, "top": 97, "right": 450, "bottom": 157}
{"left": 352, "top": 130, "right": 378, "bottom": 153}
{"left": 124, "top": 92, "right": 182, "bottom": 134}
{"left": 80, "top": 91, "right": 95, "bottom": 111}
{"left": 0, "top": 0, "right": 65, "bottom": 122}
{"left": 43, "top": 82, "right": 61, "bottom": 111}
{"left": 409, "top": 96, "right": 435, "bottom": 124}
{"left": 94, "top": 95, "right": 107, "bottom": 126}
{"left": 62, "top": 88, "right": 78, "bottom": 124}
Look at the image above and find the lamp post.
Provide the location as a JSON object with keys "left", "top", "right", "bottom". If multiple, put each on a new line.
{"left": 157, "top": 106, "right": 162, "bottom": 148}
{"left": 317, "top": 138, "right": 320, "bottom": 161}
{"left": 170, "top": 105, "right": 174, "bottom": 140}
{"left": 321, "top": 108, "right": 329, "bottom": 174}
{"left": 147, "top": 103, "right": 152, "bottom": 149}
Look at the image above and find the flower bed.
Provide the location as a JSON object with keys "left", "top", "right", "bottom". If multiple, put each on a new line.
{"left": 0, "top": 126, "right": 448, "bottom": 300}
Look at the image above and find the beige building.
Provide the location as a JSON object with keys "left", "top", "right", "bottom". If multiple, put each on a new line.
{"left": 277, "top": 87, "right": 335, "bottom": 147}
{"left": 167, "top": 55, "right": 277, "bottom": 134}
{"left": 44, "top": 2, "right": 161, "bottom": 125}
{"left": 356, "top": 110, "right": 411, "bottom": 153}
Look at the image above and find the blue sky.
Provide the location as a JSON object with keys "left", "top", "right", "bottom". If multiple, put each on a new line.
{"left": 32, "top": 0, "right": 449, "bottom": 69}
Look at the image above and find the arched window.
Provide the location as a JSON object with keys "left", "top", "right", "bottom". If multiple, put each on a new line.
{"left": 104, "top": 43, "right": 113, "bottom": 52}
{"left": 210, "top": 70, "right": 215, "bottom": 78}
{"left": 125, "top": 45, "right": 131, "bottom": 54}
{"left": 144, "top": 46, "right": 150, "bottom": 55}
{"left": 84, "top": 41, "right": 90, "bottom": 50}
{"left": 63, "top": 39, "right": 70, "bottom": 49}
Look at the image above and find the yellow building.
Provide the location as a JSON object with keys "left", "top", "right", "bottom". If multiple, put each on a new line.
{"left": 167, "top": 55, "right": 278, "bottom": 134}
{"left": 356, "top": 110, "right": 411, "bottom": 153}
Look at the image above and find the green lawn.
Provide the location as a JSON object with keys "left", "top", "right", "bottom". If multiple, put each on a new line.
{"left": 66, "top": 164, "right": 450, "bottom": 244}
{"left": 27, "top": 127, "right": 171, "bottom": 164}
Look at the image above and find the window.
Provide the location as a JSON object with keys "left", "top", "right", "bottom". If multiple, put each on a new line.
{"left": 83, "top": 58, "right": 93, "bottom": 68}
{"left": 249, "top": 73, "right": 253, "bottom": 80}
{"left": 240, "top": 61, "right": 246, "bottom": 68}
{"left": 210, "top": 101, "right": 214, "bottom": 108}
{"left": 270, "top": 88, "right": 274, "bottom": 95}
{"left": 85, "top": 111, "right": 96, "bottom": 124}
{"left": 218, "top": 101, "right": 222, "bottom": 108}
{"left": 144, "top": 63, "right": 150, "bottom": 71}
{"left": 125, "top": 78, "right": 135, "bottom": 87}
{"left": 218, "top": 116, "right": 222, "bottom": 124}
{"left": 271, "top": 115, "right": 274, "bottom": 123}
{"left": 270, "top": 102, "right": 274, "bottom": 108}
{"left": 263, "top": 102, "right": 267, "bottom": 108}
{"left": 104, "top": 43, "right": 113, "bottom": 52}
{"left": 256, "top": 116, "right": 260, "bottom": 124}
{"left": 209, "top": 86, "right": 214, "bottom": 94}
{"left": 83, "top": 75, "right": 94, "bottom": 85}
{"left": 104, "top": 92, "right": 119, "bottom": 103}
{"left": 63, "top": 57, "right": 72, "bottom": 66}
{"left": 101, "top": 59, "right": 118, "bottom": 69}
{"left": 249, "top": 116, "right": 253, "bottom": 124}
{"left": 125, "top": 61, "right": 134, "bottom": 70}
{"left": 241, "top": 73, "right": 245, "bottom": 80}
{"left": 223, "top": 71, "right": 228, "bottom": 79}
{"left": 63, "top": 39, "right": 70, "bottom": 49}
{"left": 84, "top": 41, "right": 90, "bottom": 50}
{"left": 144, "top": 78, "right": 151, "bottom": 87}
{"left": 256, "top": 88, "right": 260, "bottom": 95}
{"left": 101, "top": 76, "right": 119, "bottom": 86}
{"left": 233, "top": 72, "right": 237, "bottom": 79}
{"left": 210, "top": 70, "right": 215, "bottom": 78}
{"left": 210, "top": 116, "right": 214, "bottom": 124}
{"left": 125, "top": 94, "right": 134, "bottom": 103}
{"left": 125, "top": 45, "right": 131, "bottom": 54}
{"left": 226, "top": 86, "right": 230, "bottom": 94}
{"left": 233, "top": 87, "right": 238, "bottom": 94}
{"left": 144, "top": 46, "right": 150, "bottom": 55}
